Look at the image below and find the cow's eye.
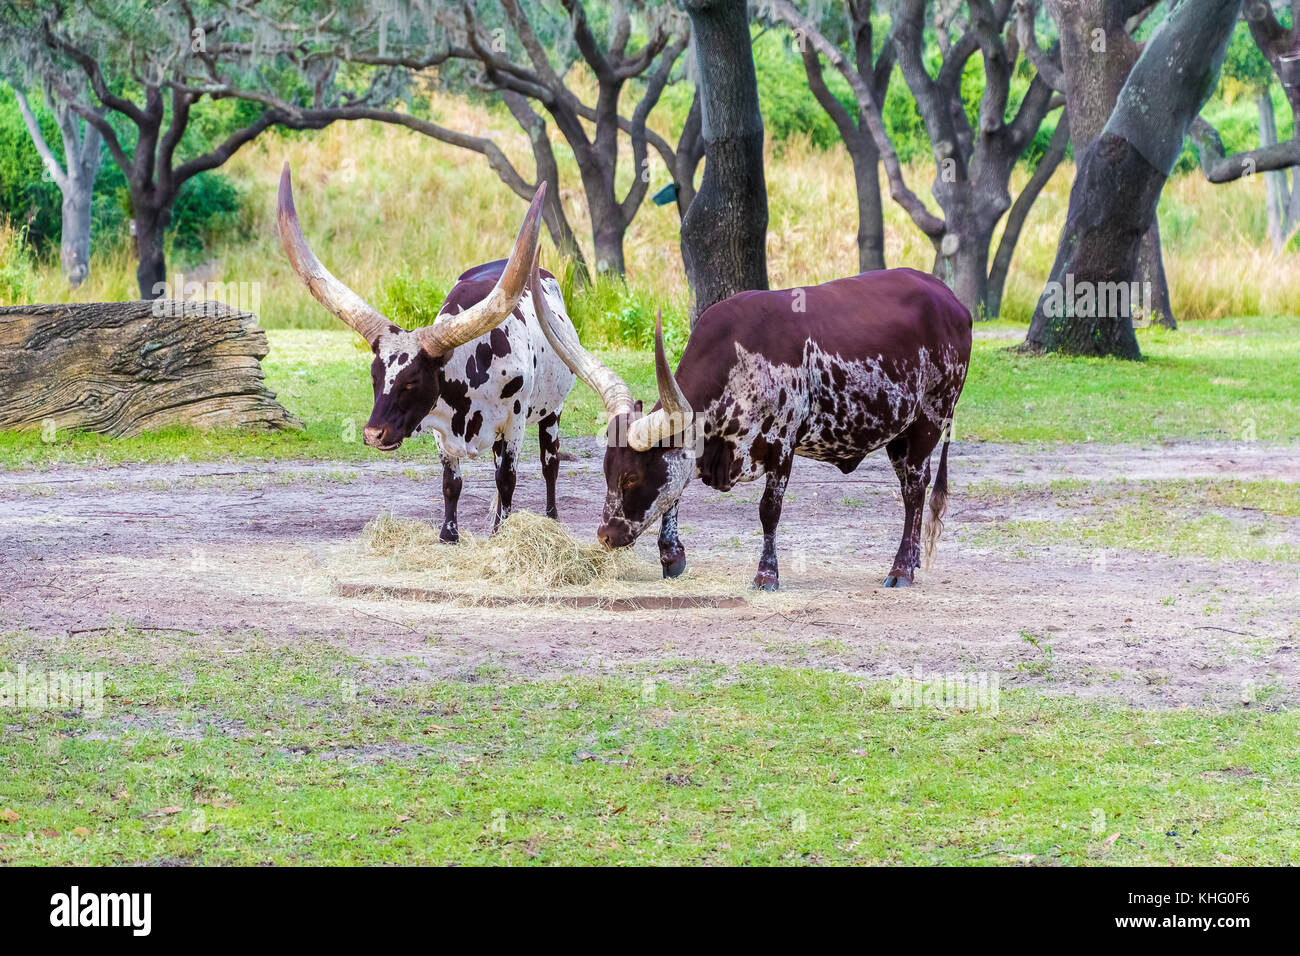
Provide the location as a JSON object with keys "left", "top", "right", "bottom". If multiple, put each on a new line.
{"left": 620, "top": 475, "right": 638, "bottom": 491}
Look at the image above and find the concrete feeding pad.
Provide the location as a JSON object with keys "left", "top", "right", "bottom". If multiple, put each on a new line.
{"left": 337, "top": 581, "right": 749, "bottom": 610}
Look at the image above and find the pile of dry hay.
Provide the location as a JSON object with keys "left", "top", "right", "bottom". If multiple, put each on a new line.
{"left": 361, "top": 510, "right": 642, "bottom": 594}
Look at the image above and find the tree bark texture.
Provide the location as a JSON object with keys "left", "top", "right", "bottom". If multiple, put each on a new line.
{"left": 679, "top": 0, "right": 770, "bottom": 321}
{"left": 0, "top": 300, "right": 301, "bottom": 437}
{"left": 1040, "top": 0, "right": 1175, "bottom": 326}
{"left": 1025, "top": 0, "right": 1243, "bottom": 358}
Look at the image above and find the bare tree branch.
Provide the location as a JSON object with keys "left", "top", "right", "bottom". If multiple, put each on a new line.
{"left": 1190, "top": 116, "right": 1300, "bottom": 182}
{"left": 12, "top": 88, "right": 68, "bottom": 189}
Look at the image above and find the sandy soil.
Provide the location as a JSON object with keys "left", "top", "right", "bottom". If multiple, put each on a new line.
{"left": 2, "top": 439, "right": 1297, "bottom": 709}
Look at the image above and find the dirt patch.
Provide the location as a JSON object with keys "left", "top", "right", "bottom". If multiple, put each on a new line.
{"left": 2, "top": 439, "right": 1297, "bottom": 710}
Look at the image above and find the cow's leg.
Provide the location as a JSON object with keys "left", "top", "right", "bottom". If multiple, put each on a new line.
{"left": 491, "top": 430, "right": 522, "bottom": 532}
{"left": 440, "top": 454, "right": 463, "bottom": 544}
{"left": 753, "top": 456, "right": 793, "bottom": 591}
{"left": 658, "top": 505, "right": 687, "bottom": 578}
{"left": 883, "top": 422, "right": 940, "bottom": 587}
{"left": 538, "top": 411, "right": 561, "bottom": 520}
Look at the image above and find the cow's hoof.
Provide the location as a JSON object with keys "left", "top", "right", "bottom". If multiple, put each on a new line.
{"left": 752, "top": 572, "right": 779, "bottom": 592}
{"left": 881, "top": 575, "right": 912, "bottom": 588}
{"left": 661, "top": 553, "right": 687, "bottom": 578}
{"left": 440, "top": 528, "right": 459, "bottom": 544}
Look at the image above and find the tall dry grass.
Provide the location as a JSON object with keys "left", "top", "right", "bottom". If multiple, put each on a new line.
{"left": 8, "top": 89, "right": 1299, "bottom": 331}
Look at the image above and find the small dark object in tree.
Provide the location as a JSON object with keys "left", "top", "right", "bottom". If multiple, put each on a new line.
{"left": 652, "top": 183, "right": 679, "bottom": 207}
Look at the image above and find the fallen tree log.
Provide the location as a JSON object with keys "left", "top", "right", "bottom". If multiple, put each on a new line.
{"left": 0, "top": 300, "right": 301, "bottom": 437}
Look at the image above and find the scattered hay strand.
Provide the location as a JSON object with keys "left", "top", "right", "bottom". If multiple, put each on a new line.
{"left": 361, "top": 510, "right": 639, "bottom": 593}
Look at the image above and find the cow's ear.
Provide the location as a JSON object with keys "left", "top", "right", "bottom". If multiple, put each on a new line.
{"left": 633, "top": 399, "right": 644, "bottom": 416}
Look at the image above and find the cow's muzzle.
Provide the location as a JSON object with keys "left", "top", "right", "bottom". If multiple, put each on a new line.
{"left": 363, "top": 426, "right": 403, "bottom": 452}
{"left": 597, "top": 520, "right": 636, "bottom": 550}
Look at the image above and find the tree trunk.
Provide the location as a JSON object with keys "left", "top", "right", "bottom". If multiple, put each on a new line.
{"left": 59, "top": 102, "right": 103, "bottom": 289}
{"left": 679, "top": 0, "right": 769, "bottom": 322}
{"left": 570, "top": 141, "right": 630, "bottom": 277}
{"left": 1135, "top": 221, "right": 1174, "bottom": 327}
{"left": 849, "top": 134, "right": 886, "bottom": 272}
{"left": 1045, "top": 0, "right": 1174, "bottom": 325}
{"left": 578, "top": 184, "right": 624, "bottom": 278}
{"left": 1258, "top": 91, "right": 1287, "bottom": 252}
{"left": 59, "top": 181, "right": 94, "bottom": 289}
{"left": 133, "top": 196, "right": 172, "bottom": 300}
{"left": 0, "top": 300, "right": 300, "bottom": 436}
{"left": 988, "top": 113, "right": 1071, "bottom": 317}
{"left": 13, "top": 91, "right": 103, "bottom": 289}
{"left": 935, "top": 227, "right": 994, "bottom": 320}
{"left": 674, "top": 91, "right": 705, "bottom": 217}
{"left": 1025, "top": 0, "right": 1243, "bottom": 358}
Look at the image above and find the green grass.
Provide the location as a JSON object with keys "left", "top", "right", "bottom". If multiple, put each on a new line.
{"left": 962, "top": 478, "right": 1300, "bottom": 562}
{"left": 1, "top": 314, "right": 1297, "bottom": 468}
{"left": 2, "top": 628, "right": 1296, "bottom": 865}
{"left": 958, "top": 315, "right": 1300, "bottom": 443}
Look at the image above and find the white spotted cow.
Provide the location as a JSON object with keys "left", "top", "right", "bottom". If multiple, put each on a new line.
{"left": 277, "top": 164, "right": 576, "bottom": 539}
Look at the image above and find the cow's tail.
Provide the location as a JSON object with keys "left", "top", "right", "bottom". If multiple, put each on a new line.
{"left": 923, "top": 439, "right": 950, "bottom": 570}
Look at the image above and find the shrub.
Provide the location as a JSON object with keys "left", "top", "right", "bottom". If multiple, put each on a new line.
{"left": 0, "top": 218, "right": 37, "bottom": 304}
{"left": 168, "top": 172, "right": 242, "bottom": 260}
{"left": 376, "top": 272, "right": 450, "bottom": 329}
{"left": 559, "top": 266, "right": 689, "bottom": 354}
{"left": 0, "top": 86, "right": 62, "bottom": 251}
{"left": 373, "top": 262, "right": 690, "bottom": 355}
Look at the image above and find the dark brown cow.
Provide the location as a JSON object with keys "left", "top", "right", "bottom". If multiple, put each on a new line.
{"left": 278, "top": 165, "right": 576, "bottom": 539}
{"left": 532, "top": 266, "right": 972, "bottom": 588}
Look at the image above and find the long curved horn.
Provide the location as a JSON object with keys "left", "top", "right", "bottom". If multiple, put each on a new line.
{"left": 627, "top": 310, "right": 692, "bottom": 451}
{"left": 277, "top": 163, "right": 391, "bottom": 347}
{"left": 418, "top": 182, "right": 548, "bottom": 356}
{"left": 528, "top": 260, "right": 634, "bottom": 418}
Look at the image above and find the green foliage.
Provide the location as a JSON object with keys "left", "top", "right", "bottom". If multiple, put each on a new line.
{"left": 370, "top": 259, "right": 692, "bottom": 354}
{"left": 880, "top": 68, "right": 929, "bottom": 164}
{"left": 656, "top": 29, "right": 939, "bottom": 163}
{"left": 168, "top": 172, "right": 242, "bottom": 259}
{"left": 0, "top": 87, "right": 62, "bottom": 249}
{"left": 751, "top": 31, "right": 847, "bottom": 149}
{"left": 1175, "top": 84, "right": 1295, "bottom": 174}
{"left": 0, "top": 84, "right": 247, "bottom": 262}
{"left": 714, "top": 28, "right": 1054, "bottom": 167}
{"left": 1219, "top": 21, "right": 1273, "bottom": 93}
{"left": 559, "top": 267, "right": 689, "bottom": 355}
{"left": 376, "top": 272, "right": 451, "bottom": 329}
{"left": 0, "top": 221, "right": 36, "bottom": 302}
